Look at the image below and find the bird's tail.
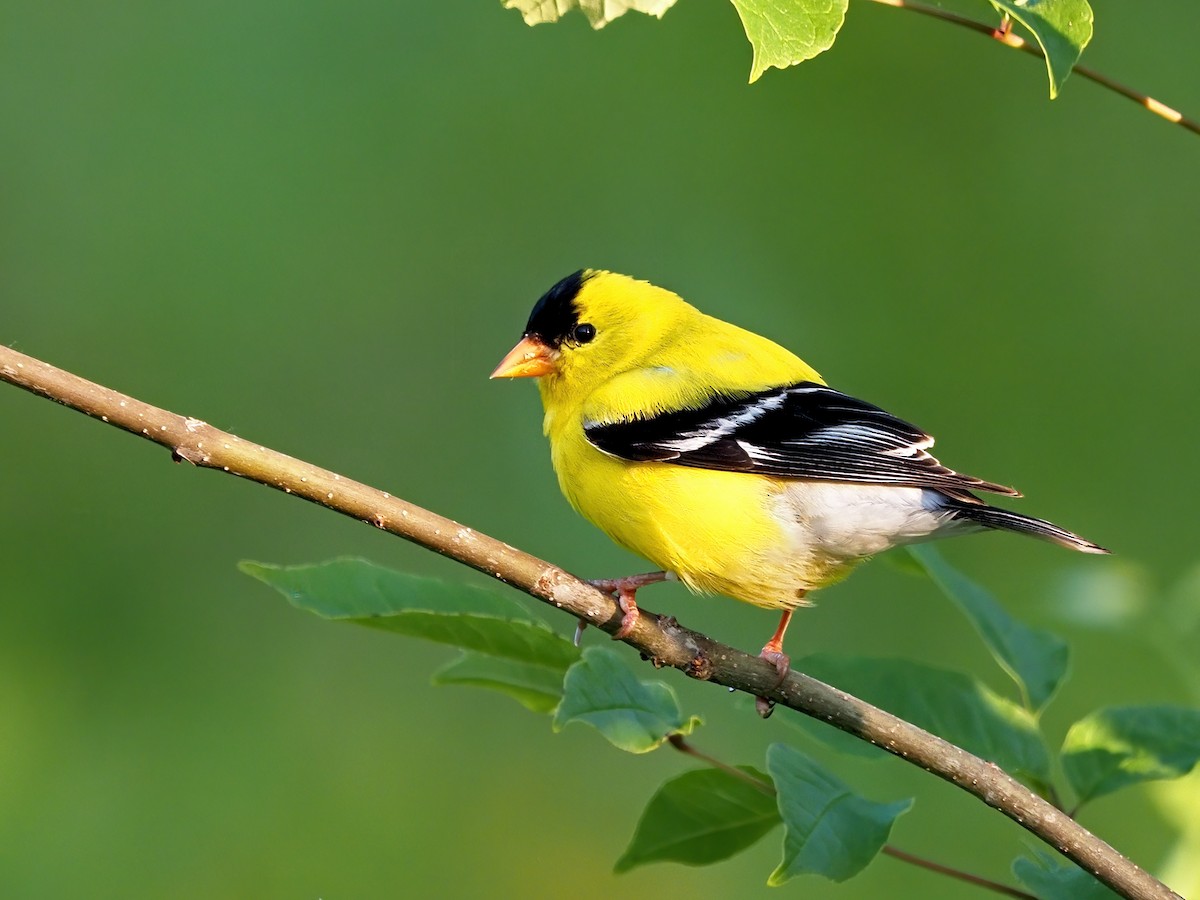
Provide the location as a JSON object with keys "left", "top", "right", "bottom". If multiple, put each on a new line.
{"left": 952, "top": 503, "right": 1110, "bottom": 554}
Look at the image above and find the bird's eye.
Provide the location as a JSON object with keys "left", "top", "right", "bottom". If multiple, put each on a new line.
{"left": 572, "top": 323, "right": 596, "bottom": 344}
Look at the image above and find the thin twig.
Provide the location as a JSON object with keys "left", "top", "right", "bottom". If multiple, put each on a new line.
{"left": 0, "top": 344, "right": 1179, "bottom": 900}
{"left": 882, "top": 846, "right": 1037, "bottom": 899}
{"left": 667, "top": 734, "right": 776, "bottom": 795}
{"left": 866, "top": 0, "right": 1200, "bottom": 136}
{"left": 669, "top": 735, "right": 1036, "bottom": 897}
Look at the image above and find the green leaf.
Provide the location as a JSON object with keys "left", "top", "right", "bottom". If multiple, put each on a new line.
{"left": 432, "top": 651, "right": 565, "bottom": 713}
{"left": 766, "top": 743, "right": 911, "bottom": 884}
{"left": 907, "top": 545, "right": 1068, "bottom": 712}
{"left": 989, "top": 0, "right": 1094, "bottom": 98}
{"left": 240, "top": 559, "right": 579, "bottom": 670}
{"left": 792, "top": 655, "right": 1052, "bottom": 782}
{"left": 615, "top": 767, "right": 779, "bottom": 872}
{"left": 502, "top": 0, "right": 678, "bottom": 29}
{"left": 879, "top": 546, "right": 928, "bottom": 577}
{"left": 553, "top": 646, "right": 700, "bottom": 752}
{"left": 1061, "top": 705, "right": 1200, "bottom": 806}
{"left": 1013, "top": 850, "right": 1120, "bottom": 899}
{"left": 729, "top": 0, "right": 849, "bottom": 83}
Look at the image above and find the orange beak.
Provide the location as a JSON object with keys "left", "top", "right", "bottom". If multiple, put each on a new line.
{"left": 491, "top": 336, "right": 557, "bottom": 379}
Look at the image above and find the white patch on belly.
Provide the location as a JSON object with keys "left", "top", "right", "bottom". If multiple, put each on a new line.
{"left": 775, "top": 482, "right": 958, "bottom": 560}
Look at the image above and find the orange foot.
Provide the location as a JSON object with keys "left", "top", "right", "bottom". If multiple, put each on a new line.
{"left": 755, "top": 609, "right": 796, "bottom": 719}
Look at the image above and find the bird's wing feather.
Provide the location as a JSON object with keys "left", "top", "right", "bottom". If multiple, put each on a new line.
{"left": 583, "top": 381, "right": 1019, "bottom": 499}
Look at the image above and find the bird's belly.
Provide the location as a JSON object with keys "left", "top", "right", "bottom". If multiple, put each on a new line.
{"left": 772, "top": 482, "right": 956, "bottom": 570}
{"left": 554, "top": 444, "right": 810, "bottom": 608}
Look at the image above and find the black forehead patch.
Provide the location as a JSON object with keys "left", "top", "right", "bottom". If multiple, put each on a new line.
{"left": 525, "top": 270, "right": 590, "bottom": 346}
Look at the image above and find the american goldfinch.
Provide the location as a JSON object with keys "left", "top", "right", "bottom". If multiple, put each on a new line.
{"left": 492, "top": 270, "right": 1106, "bottom": 690}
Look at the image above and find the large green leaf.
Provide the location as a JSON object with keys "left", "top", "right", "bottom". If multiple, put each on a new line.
{"left": 615, "top": 767, "right": 779, "bottom": 872}
{"left": 432, "top": 651, "right": 565, "bottom": 713}
{"left": 729, "top": 0, "right": 848, "bottom": 83}
{"left": 766, "top": 744, "right": 911, "bottom": 884}
{"left": 907, "top": 545, "right": 1068, "bottom": 712}
{"left": 554, "top": 647, "right": 700, "bottom": 752}
{"left": 1061, "top": 705, "right": 1200, "bottom": 806}
{"left": 989, "top": 0, "right": 1093, "bottom": 98}
{"left": 502, "top": 0, "right": 677, "bottom": 29}
{"left": 793, "top": 655, "right": 1052, "bottom": 782}
{"left": 241, "top": 559, "right": 579, "bottom": 670}
{"left": 1013, "top": 850, "right": 1120, "bottom": 899}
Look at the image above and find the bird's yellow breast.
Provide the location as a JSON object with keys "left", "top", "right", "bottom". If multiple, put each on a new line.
{"left": 547, "top": 418, "right": 826, "bottom": 608}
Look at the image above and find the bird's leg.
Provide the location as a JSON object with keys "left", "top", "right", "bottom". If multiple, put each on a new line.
{"left": 759, "top": 609, "right": 794, "bottom": 680}
{"left": 755, "top": 608, "right": 796, "bottom": 719}
{"left": 588, "top": 571, "right": 669, "bottom": 640}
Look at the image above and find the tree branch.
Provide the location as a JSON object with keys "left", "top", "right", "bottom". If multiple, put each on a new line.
{"left": 0, "top": 343, "right": 1179, "bottom": 900}
{"left": 866, "top": 0, "right": 1200, "bottom": 137}
{"left": 668, "top": 735, "right": 1037, "bottom": 898}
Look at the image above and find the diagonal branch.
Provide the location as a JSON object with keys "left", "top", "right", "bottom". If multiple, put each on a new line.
{"left": 0, "top": 343, "right": 1180, "bottom": 900}
{"left": 668, "top": 735, "right": 1036, "bottom": 898}
{"left": 867, "top": 0, "right": 1200, "bottom": 137}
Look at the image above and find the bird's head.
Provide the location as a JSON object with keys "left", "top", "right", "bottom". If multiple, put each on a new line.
{"left": 491, "top": 269, "right": 693, "bottom": 401}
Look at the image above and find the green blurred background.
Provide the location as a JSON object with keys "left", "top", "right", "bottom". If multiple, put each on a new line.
{"left": 2, "top": 1, "right": 1198, "bottom": 897}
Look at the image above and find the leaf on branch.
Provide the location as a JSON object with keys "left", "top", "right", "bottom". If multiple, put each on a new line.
{"left": 729, "top": 0, "right": 848, "bottom": 83}
{"left": 989, "top": 0, "right": 1094, "bottom": 99}
{"left": 1013, "top": 849, "right": 1121, "bottom": 899}
{"left": 502, "top": 0, "right": 678, "bottom": 29}
{"left": 615, "top": 766, "right": 779, "bottom": 872}
{"left": 553, "top": 646, "right": 700, "bottom": 752}
{"left": 789, "top": 655, "right": 1052, "bottom": 783}
{"left": 240, "top": 559, "right": 579, "bottom": 670}
{"left": 1061, "top": 705, "right": 1200, "bottom": 807}
{"left": 766, "top": 743, "right": 912, "bottom": 884}
{"left": 432, "top": 651, "right": 566, "bottom": 713}
{"left": 907, "top": 545, "right": 1068, "bottom": 712}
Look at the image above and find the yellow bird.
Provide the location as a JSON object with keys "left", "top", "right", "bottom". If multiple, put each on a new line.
{"left": 492, "top": 270, "right": 1106, "bottom": 695}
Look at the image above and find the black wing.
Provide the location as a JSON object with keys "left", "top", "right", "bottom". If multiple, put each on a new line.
{"left": 583, "top": 382, "right": 1019, "bottom": 500}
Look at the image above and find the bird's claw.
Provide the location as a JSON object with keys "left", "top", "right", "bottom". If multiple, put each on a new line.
{"left": 612, "top": 591, "right": 640, "bottom": 640}
{"left": 755, "top": 646, "right": 790, "bottom": 719}
{"left": 760, "top": 647, "right": 791, "bottom": 686}
{"left": 587, "top": 572, "right": 666, "bottom": 640}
